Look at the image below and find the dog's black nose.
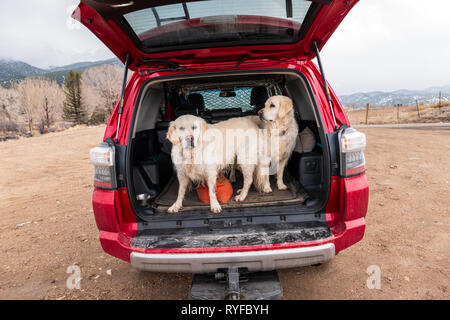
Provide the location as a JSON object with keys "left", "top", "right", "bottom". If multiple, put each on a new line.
{"left": 258, "top": 112, "right": 264, "bottom": 120}
{"left": 186, "top": 135, "right": 195, "bottom": 147}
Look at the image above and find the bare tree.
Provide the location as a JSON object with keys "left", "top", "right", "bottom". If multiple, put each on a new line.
{"left": 82, "top": 64, "right": 123, "bottom": 122}
{"left": 39, "top": 81, "right": 64, "bottom": 128}
{"left": 0, "top": 86, "right": 19, "bottom": 120}
{"left": 16, "top": 79, "right": 39, "bottom": 134}
{"left": 0, "top": 87, "right": 22, "bottom": 136}
{"left": 15, "top": 78, "right": 64, "bottom": 135}
{"left": 0, "top": 90, "right": 11, "bottom": 121}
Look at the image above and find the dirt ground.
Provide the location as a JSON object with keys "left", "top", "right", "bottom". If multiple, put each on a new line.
{"left": 0, "top": 125, "right": 449, "bottom": 300}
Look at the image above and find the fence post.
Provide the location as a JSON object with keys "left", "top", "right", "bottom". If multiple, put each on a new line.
{"left": 439, "top": 91, "right": 442, "bottom": 115}
{"left": 416, "top": 100, "right": 420, "bottom": 119}
{"left": 365, "top": 103, "right": 370, "bottom": 124}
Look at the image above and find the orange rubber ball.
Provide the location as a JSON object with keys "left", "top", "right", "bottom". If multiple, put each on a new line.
{"left": 196, "top": 175, "right": 233, "bottom": 204}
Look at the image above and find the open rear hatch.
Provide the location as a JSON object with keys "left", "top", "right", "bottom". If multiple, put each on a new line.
{"left": 74, "top": 0, "right": 358, "bottom": 68}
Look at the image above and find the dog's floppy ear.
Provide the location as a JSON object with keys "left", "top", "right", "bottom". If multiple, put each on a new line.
{"left": 201, "top": 119, "right": 208, "bottom": 134}
{"left": 167, "top": 121, "right": 180, "bottom": 145}
{"left": 277, "top": 96, "right": 294, "bottom": 119}
{"left": 200, "top": 118, "right": 211, "bottom": 142}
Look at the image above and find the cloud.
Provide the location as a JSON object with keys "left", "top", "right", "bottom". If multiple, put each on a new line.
{"left": 321, "top": 0, "right": 450, "bottom": 94}
{"left": 0, "top": 0, "right": 113, "bottom": 68}
{"left": 0, "top": 0, "right": 449, "bottom": 94}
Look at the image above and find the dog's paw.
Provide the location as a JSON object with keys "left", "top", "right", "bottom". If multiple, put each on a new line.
{"left": 277, "top": 183, "right": 288, "bottom": 191}
{"left": 262, "top": 185, "right": 273, "bottom": 193}
{"left": 210, "top": 202, "right": 222, "bottom": 214}
{"left": 168, "top": 203, "right": 182, "bottom": 213}
{"left": 234, "top": 194, "right": 247, "bottom": 202}
{"left": 236, "top": 188, "right": 242, "bottom": 195}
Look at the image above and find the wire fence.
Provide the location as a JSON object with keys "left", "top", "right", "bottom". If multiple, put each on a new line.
{"left": 347, "top": 101, "right": 450, "bottom": 125}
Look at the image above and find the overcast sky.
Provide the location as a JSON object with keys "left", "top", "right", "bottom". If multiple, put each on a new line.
{"left": 1, "top": 0, "right": 449, "bottom": 95}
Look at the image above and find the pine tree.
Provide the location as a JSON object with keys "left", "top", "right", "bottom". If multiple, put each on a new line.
{"left": 63, "top": 70, "right": 86, "bottom": 124}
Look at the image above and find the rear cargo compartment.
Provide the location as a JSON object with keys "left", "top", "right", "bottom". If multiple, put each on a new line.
{"left": 154, "top": 172, "right": 309, "bottom": 212}
{"left": 125, "top": 69, "right": 332, "bottom": 248}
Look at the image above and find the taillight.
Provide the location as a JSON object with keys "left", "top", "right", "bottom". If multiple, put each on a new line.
{"left": 89, "top": 143, "right": 117, "bottom": 190}
{"left": 339, "top": 127, "right": 366, "bottom": 178}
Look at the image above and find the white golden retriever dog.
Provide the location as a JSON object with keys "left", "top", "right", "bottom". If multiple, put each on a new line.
{"left": 166, "top": 115, "right": 266, "bottom": 213}
{"left": 246, "top": 95, "right": 299, "bottom": 192}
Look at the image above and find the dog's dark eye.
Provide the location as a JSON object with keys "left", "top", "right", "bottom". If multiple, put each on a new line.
{"left": 179, "top": 127, "right": 185, "bottom": 131}
{"left": 192, "top": 126, "right": 198, "bottom": 130}
{"left": 270, "top": 104, "right": 275, "bottom": 108}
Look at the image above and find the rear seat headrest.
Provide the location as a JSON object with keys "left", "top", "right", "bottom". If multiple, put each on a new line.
{"left": 250, "top": 86, "right": 269, "bottom": 111}
{"left": 156, "top": 121, "right": 170, "bottom": 130}
{"left": 210, "top": 108, "right": 242, "bottom": 123}
{"left": 174, "top": 104, "right": 197, "bottom": 117}
{"left": 187, "top": 93, "right": 205, "bottom": 114}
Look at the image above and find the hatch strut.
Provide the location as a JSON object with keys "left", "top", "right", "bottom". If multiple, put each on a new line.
{"left": 286, "top": 0, "right": 293, "bottom": 18}
{"left": 312, "top": 41, "right": 339, "bottom": 131}
{"left": 115, "top": 53, "right": 131, "bottom": 144}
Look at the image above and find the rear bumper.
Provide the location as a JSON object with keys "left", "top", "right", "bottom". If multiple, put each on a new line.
{"left": 94, "top": 171, "right": 368, "bottom": 273}
{"left": 100, "top": 216, "right": 365, "bottom": 273}
{"left": 130, "top": 243, "right": 335, "bottom": 273}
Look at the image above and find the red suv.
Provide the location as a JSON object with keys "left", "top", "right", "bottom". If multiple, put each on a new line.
{"left": 81, "top": 0, "right": 368, "bottom": 281}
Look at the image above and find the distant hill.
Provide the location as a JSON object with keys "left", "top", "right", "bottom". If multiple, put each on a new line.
{"left": 339, "top": 85, "right": 450, "bottom": 109}
{"left": 0, "top": 58, "right": 122, "bottom": 88}
{"left": 0, "top": 59, "right": 47, "bottom": 86}
{"left": 2, "top": 59, "right": 449, "bottom": 109}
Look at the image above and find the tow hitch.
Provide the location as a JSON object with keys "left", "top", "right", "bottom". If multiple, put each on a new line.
{"left": 189, "top": 267, "right": 283, "bottom": 300}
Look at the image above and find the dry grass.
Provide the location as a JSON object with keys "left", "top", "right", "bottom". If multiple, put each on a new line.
{"left": 346, "top": 102, "right": 450, "bottom": 125}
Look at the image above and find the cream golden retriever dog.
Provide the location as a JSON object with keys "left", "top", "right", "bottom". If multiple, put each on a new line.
{"left": 167, "top": 115, "right": 264, "bottom": 213}
{"left": 245, "top": 95, "right": 299, "bottom": 192}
